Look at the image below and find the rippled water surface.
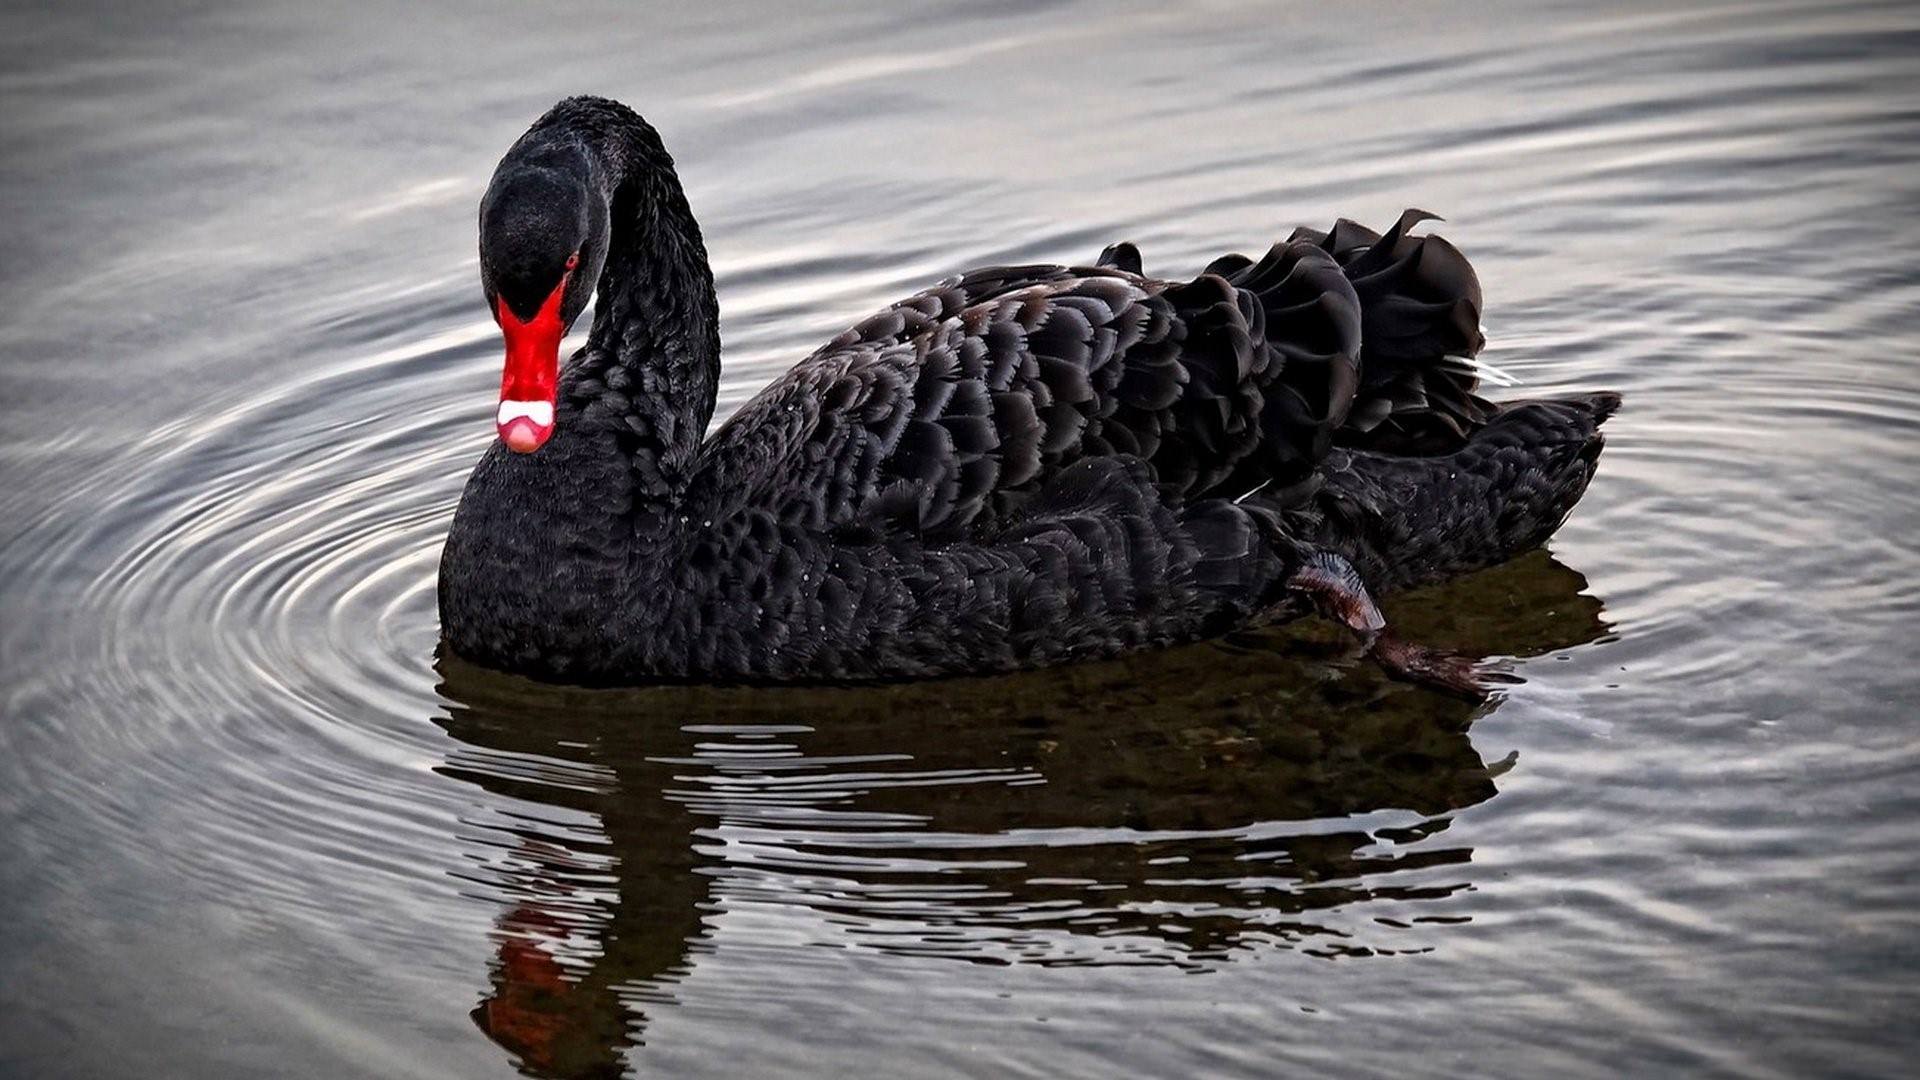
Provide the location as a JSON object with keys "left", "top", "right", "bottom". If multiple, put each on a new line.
{"left": 4, "top": 1, "right": 1919, "bottom": 1076}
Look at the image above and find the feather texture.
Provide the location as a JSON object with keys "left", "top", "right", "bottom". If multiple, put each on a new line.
{"left": 439, "top": 96, "right": 1617, "bottom": 685}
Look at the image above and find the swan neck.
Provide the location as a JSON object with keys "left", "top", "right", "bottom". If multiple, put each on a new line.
{"left": 571, "top": 102, "right": 720, "bottom": 510}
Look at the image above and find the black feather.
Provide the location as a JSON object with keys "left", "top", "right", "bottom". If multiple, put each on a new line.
{"left": 440, "top": 96, "right": 1618, "bottom": 685}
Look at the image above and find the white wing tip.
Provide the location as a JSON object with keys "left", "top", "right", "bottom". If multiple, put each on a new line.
{"left": 1457, "top": 355, "right": 1522, "bottom": 387}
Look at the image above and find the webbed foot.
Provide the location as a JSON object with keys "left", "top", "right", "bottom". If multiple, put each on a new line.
{"left": 1285, "top": 549, "right": 1502, "bottom": 701}
{"left": 1369, "top": 632, "right": 1510, "bottom": 701}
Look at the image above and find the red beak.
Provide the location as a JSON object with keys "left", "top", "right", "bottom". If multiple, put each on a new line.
{"left": 495, "top": 272, "right": 570, "bottom": 453}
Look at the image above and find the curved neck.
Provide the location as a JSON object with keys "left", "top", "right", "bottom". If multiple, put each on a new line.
{"left": 536, "top": 98, "right": 721, "bottom": 513}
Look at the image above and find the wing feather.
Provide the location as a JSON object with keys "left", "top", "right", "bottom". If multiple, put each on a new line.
{"left": 695, "top": 249, "right": 1362, "bottom": 537}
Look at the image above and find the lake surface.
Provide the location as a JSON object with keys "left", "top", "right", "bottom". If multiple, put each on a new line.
{"left": 3, "top": 1, "right": 1918, "bottom": 1076}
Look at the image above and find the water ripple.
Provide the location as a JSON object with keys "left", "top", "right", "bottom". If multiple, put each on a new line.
{"left": 4, "top": 0, "right": 1920, "bottom": 1077}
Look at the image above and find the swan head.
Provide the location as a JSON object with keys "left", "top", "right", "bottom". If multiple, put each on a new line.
{"left": 478, "top": 153, "right": 608, "bottom": 453}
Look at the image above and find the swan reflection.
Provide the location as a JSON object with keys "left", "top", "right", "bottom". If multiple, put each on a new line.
{"left": 432, "top": 550, "right": 1607, "bottom": 1078}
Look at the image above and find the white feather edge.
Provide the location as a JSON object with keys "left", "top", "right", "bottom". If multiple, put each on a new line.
{"left": 1450, "top": 352, "right": 1522, "bottom": 387}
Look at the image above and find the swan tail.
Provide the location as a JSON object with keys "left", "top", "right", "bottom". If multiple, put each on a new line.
{"left": 1287, "top": 391, "right": 1619, "bottom": 593}
{"left": 1290, "top": 209, "right": 1498, "bottom": 455}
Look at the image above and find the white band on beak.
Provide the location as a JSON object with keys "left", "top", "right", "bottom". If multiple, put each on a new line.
{"left": 496, "top": 400, "right": 555, "bottom": 427}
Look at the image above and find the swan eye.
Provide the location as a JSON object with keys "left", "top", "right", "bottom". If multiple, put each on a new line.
{"left": 565, "top": 251, "right": 580, "bottom": 271}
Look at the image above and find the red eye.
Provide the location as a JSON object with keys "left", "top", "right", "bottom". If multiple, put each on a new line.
{"left": 565, "top": 252, "right": 580, "bottom": 271}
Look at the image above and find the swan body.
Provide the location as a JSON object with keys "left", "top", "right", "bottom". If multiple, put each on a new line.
{"left": 439, "top": 96, "right": 1616, "bottom": 686}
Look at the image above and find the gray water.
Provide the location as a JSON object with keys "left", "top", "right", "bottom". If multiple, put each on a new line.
{"left": 3, "top": 1, "right": 1918, "bottom": 1077}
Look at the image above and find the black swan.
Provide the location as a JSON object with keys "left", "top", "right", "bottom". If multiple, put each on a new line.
{"left": 439, "top": 95, "right": 1617, "bottom": 692}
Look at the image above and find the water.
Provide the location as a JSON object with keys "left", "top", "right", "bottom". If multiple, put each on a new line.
{"left": 2, "top": 0, "right": 1917, "bottom": 1076}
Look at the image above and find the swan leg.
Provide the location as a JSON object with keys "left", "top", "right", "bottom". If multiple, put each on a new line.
{"left": 1286, "top": 550, "right": 1491, "bottom": 700}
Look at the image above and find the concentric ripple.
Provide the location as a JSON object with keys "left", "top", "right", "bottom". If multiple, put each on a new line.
{"left": 4, "top": 0, "right": 1920, "bottom": 1077}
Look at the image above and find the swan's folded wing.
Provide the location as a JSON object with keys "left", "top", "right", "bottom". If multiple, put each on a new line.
{"left": 693, "top": 251, "right": 1361, "bottom": 537}
{"left": 1289, "top": 210, "right": 1496, "bottom": 453}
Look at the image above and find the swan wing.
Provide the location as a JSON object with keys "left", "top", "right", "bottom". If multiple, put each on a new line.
{"left": 694, "top": 249, "right": 1363, "bottom": 537}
